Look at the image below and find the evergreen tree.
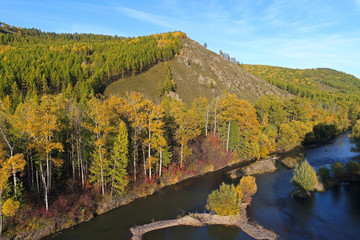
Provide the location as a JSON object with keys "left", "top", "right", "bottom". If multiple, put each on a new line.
{"left": 291, "top": 160, "right": 318, "bottom": 192}
{"left": 110, "top": 121, "right": 129, "bottom": 196}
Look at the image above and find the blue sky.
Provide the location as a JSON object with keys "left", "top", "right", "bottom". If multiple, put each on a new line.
{"left": 1, "top": 0, "right": 360, "bottom": 77}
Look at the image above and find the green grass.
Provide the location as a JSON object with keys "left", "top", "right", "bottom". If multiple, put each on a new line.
{"left": 105, "top": 62, "right": 168, "bottom": 102}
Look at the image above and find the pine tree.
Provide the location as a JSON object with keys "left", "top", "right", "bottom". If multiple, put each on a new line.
{"left": 110, "top": 121, "right": 129, "bottom": 196}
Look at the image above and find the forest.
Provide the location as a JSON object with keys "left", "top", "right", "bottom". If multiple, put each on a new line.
{"left": 0, "top": 23, "right": 359, "bottom": 237}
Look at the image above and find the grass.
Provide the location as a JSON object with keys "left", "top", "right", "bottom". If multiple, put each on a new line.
{"left": 105, "top": 38, "right": 289, "bottom": 104}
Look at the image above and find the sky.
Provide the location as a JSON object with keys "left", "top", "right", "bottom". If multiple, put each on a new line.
{"left": 1, "top": 0, "right": 360, "bottom": 78}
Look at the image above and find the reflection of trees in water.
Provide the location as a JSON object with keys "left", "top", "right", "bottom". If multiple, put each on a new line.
{"left": 330, "top": 185, "right": 342, "bottom": 203}
{"left": 289, "top": 194, "right": 315, "bottom": 224}
{"left": 208, "top": 225, "right": 240, "bottom": 240}
{"left": 344, "top": 183, "right": 360, "bottom": 221}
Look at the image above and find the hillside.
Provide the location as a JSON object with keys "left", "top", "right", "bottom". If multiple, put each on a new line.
{"left": 0, "top": 23, "right": 184, "bottom": 99}
{"left": 242, "top": 64, "right": 360, "bottom": 105}
{"left": 105, "top": 38, "right": 289, "bottom": 104}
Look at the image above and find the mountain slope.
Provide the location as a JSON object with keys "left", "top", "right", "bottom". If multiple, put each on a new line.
{"left": 105, "top": 38, "right": 289, "bottom": 104}
{"left": 242, "top": 65, "right": 360, "bottom": 103}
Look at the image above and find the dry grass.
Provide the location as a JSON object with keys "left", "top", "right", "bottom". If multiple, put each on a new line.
{"left": 105, "top": 38, "right": 289, "bottom": 104}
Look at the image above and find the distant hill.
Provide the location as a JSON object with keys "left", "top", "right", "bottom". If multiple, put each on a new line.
{"left": 105, "top": 38, "right": 288, "bottom": 104}
{"left": 0, "top": 23, "right": 184, "bottom": 99}
{"left": 242, "top": 65, "right": 360, "bottom": 104}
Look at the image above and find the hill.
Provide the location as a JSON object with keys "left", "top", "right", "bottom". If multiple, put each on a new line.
{"left": 0, "top": 23, "right": 184, "bottom": 99}
{"left": 105, "top": 38, "right": 288, "bottom": 104}
{"left": 242, "top": 64, "right": 360, "bottom": 105}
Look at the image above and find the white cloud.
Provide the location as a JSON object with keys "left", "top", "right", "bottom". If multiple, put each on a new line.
{"left": 116, "top": 7, "right": 177, "bottom": 30}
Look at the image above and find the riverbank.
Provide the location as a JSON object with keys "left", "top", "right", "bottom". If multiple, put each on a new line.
{"left": 130, "top": 212, "right": 278, "bottom": 240}
{"left": 4, "top": 159, "right": 249, "bottom": 240}
{"left": 6, "top": 134, "right": 348, "bottom": 240}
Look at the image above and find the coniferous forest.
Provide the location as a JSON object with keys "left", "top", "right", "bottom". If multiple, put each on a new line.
{"left": 0, "top": 23, "right": 359, "bottom": 237}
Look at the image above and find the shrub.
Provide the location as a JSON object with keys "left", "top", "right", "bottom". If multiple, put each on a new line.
{"left": 291, "top": 160, "right": 318, "bottom": 191}
{"left": 206, "top": 183, "right": 240, "bottom": 216}
{"left": 331, "top": 162, "right": 345, "bottom": 178}
{"left": 318, "top": 166, "right": 330, "bottom": 181}
{"left": 2, "top": 198, "right": 20, "bottom": 217}
{"left": 345, "top": 161, "right": 360, "bottom": 176}
{"left": 238, "top": 176, "right": 257, "bottom": 202}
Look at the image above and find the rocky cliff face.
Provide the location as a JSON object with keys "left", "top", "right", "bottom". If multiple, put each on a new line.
{"left": 169, "top": 38, "right": 289, "bottom": 103}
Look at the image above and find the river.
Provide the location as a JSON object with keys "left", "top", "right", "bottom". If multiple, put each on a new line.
{"left": 45, "top": 133, "right": 360, "bottom": 240}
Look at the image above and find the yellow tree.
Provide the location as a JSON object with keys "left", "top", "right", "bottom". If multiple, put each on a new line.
{"left": 171, "top": 99, "right": 201, "bottom": 168}
{"left": 238, "top": 176, "right": 257, "bottom": 202}
{"left": 0, "top": 97, "right": 22, "bottom": 196}
{"left": 191, "top": 97, "right": 209, "bottom": 135}
{"left": 0, "top": 147, "right": 9, "bottom": 236}
{"left": 219, "top": 94, "right": 260, "bottom": 154}
{"left": 0, "top": 147, "right": 25, "bottom": 236}
{"left": 146, "top": 105, "right": 166, "bottom": 179}
{"left": 83, "top": 95, "right": 115, "bottom": 196}
{"left": 15, "top": 95, "right": 64, "bottom": 211}
{"left": 218, "top": 94, "right": 241, "bottom": 151}
{"left": 126, "top": 92, "right": 152, "bottom": 180}
{"left": 67, "top": 99, "right": 87, "bottom": 187}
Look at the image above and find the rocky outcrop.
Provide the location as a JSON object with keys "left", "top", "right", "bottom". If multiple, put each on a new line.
{"left": 280, "top": 153, "right": 304, "bottom": 169}
{"left": 242, "top": 158, "right": 278, "bottom": 176}
{"left": 130, "top": 212, "right": 278, "bottom": 240}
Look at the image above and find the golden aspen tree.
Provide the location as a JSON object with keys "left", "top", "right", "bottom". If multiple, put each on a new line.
{"left": 0, "top": 147, "right": 9, "bottom": 236}
{"left": 146, "top": 105, "right": 165, "bottom": 179}
{"left": 239, "top": 176, "right": 257, "bottom": 202}
{"left": 15, "top": 95, "right": 64, "bottom": 211}
{"left": 170, "top": 99, "right": 201, "bottom": 168}
{"left": 0, "top": 147, "right": 25, "bottom": 236}
{"left": 218, "top": 94, "right": 242, "bottom": 151}
{"left": 83, "top": 95, "right": 115, "bottom": 196}
{"left": 126, "top": 92, "right": 151, "bottom": 181}
{"left": 191, "top": 97, "right": 208, "bottom": 135}
{"left": 0, "top": 97, "right": 18, "bottom": 195}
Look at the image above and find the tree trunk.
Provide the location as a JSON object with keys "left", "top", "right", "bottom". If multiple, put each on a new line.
{"left": 99, "top": 144, "right": 105, "bottom": 196}
{"left": 12, "top": 163, "right": 17, "bottom": 196}
{"left": 39, "top": 159, "right": 49, "bottom": 211}
{"left": 9, "top": 149, "right": 17, "bottom": 197}
{"left": 214, "top": 98, "right": 218, "bottom": 135}
{"left": 76, "top": 118, "right": 85, "bottom": 188}
{"left": 205, "top": 107, "right": 209, "bottom": 136}
{"left": 71, "top": 133, "right": 75, "bottom": 184}
{"left": 142, "top": 144, "right": 146, "bottom": 176}
{"left": 148, "top": 143, "right": 151, "bottom": 180}
{"left": 180, "top": 144, "right": 184, "bottom": 168}
{"left": 133, "top": 129, "right": 138, "bottom": 181}
{"left": 111, "top": 158, "right": 116, "bottom": 198}
{"left": 46, "top": 137, "right": 50, "bottom": 191}
{"left": 159, "top": 149, "right": 163, "bottom": 177}
{"left": 30, "top": 149, "right": 34, "bottom": 188}
{"left": 36, "top": 169, "right": 40, "bottom": 195}
{"left": 226, "top": 121, "right": 231, "bottom": 151}
{"left": 0, "top": 188, "right": 3, "bottom": 236}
